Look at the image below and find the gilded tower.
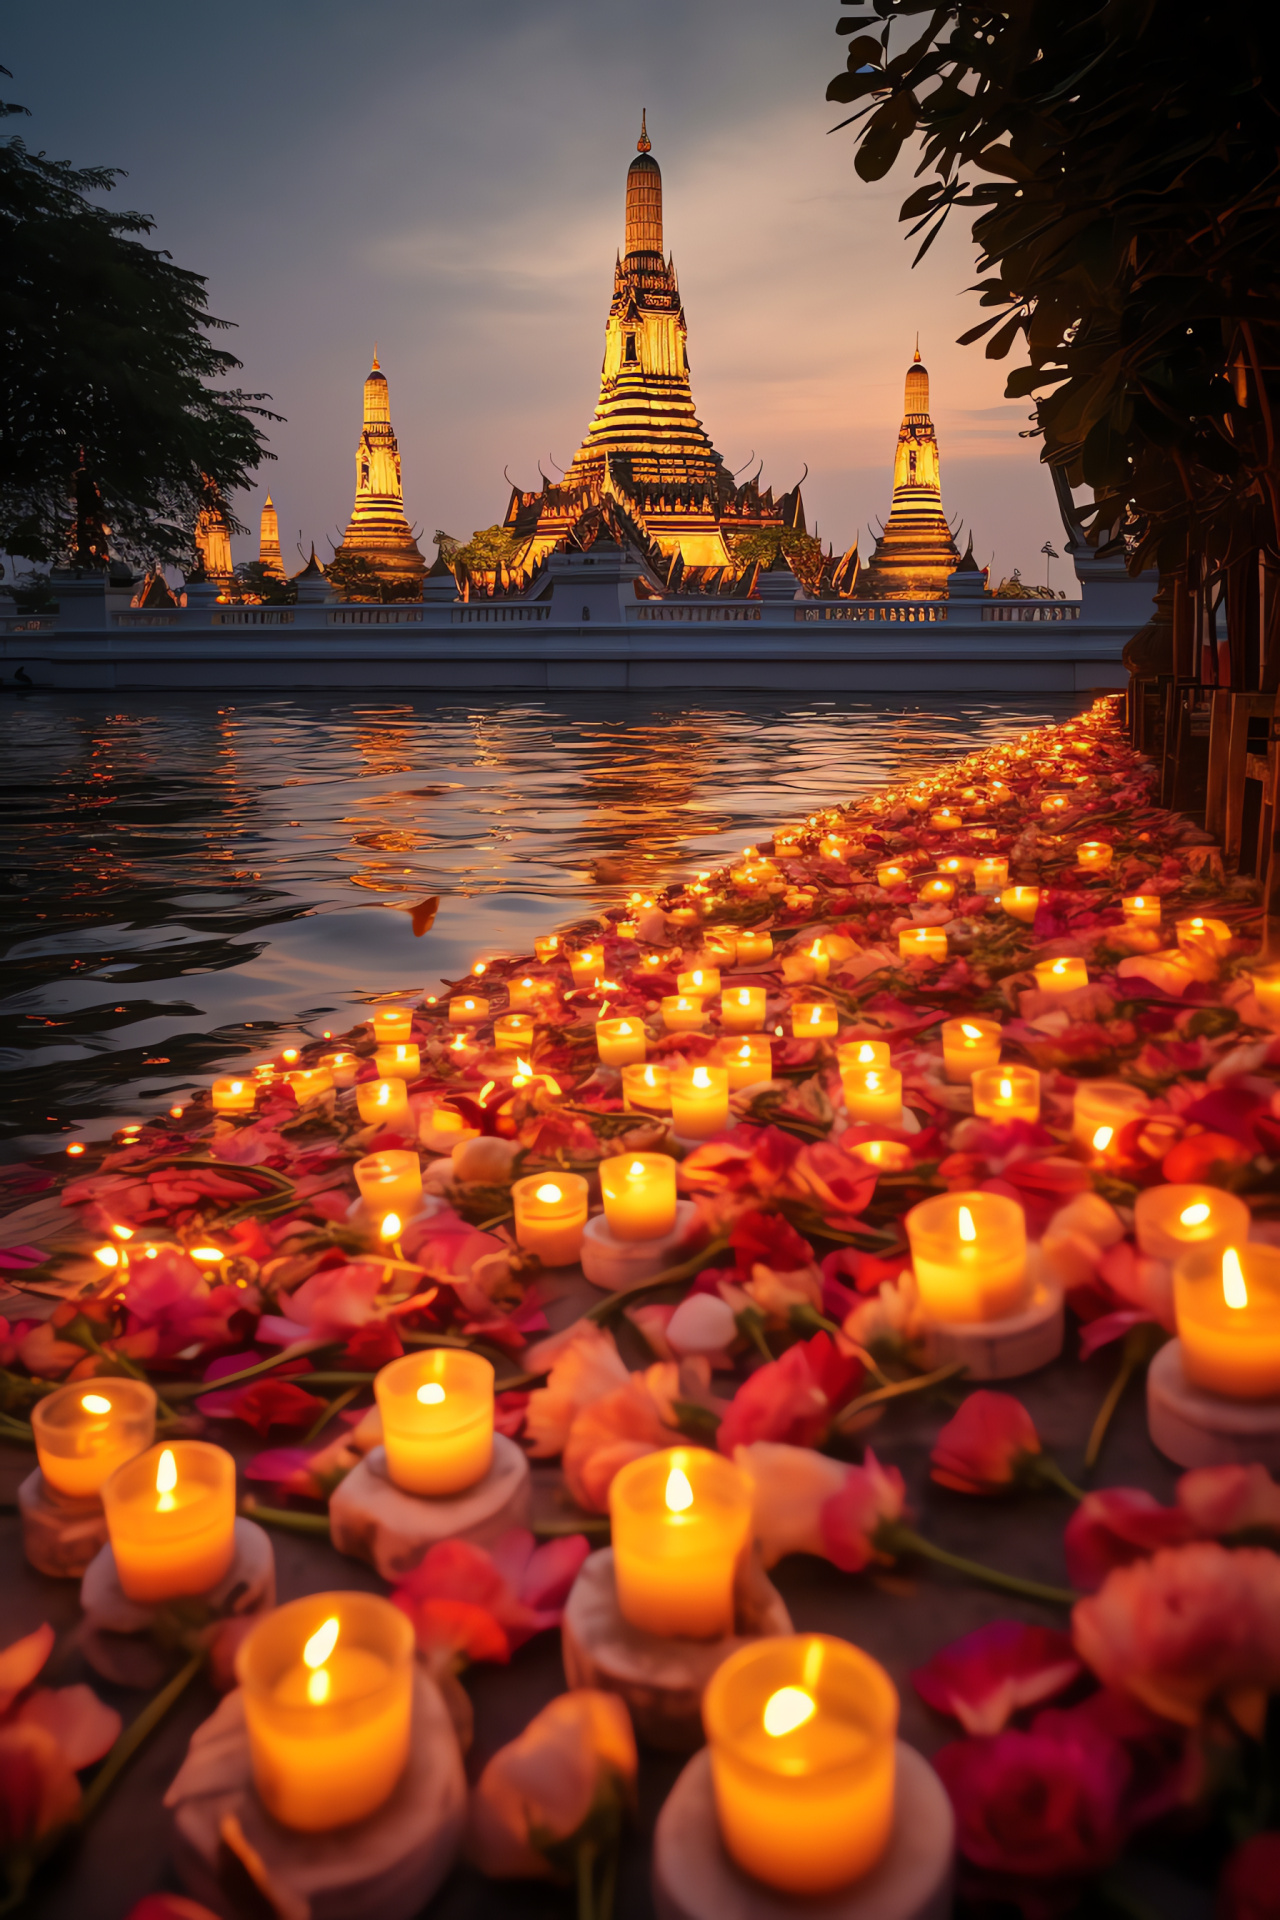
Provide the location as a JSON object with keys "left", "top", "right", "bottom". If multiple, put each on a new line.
{"left": 193, "top": 487, "right": 233, "bottom": 581}
{"left": 862, "top": 347, "right": 961, "bottom": 598}
{"left": 258, "top": 493, "right": 284, "bottom": 579}
{"left": 333, "top": 354, "right": 426, "bottom": 586}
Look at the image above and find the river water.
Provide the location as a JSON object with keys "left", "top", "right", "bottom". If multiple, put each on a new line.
{"left": 0, "top": 690, "right": 1083, "bottom": 1157}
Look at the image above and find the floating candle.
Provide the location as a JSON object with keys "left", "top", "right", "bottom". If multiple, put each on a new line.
{"left": 906, "top": 1190, "right": 1028, "bottom": 1323}
{"left": 734, "top": 930, "right": 774, "bottom": 966}
{"left": 1076, "top": 841, "right": 1114, "bottom": 871}
{"left": 876, "top": 861, "right": 909, "bottom": 890}
{"left": 702, "top": 1634, "right": 897, "bottom": 1895}
{"left": 837, "top": 1038, "right": 890, "bottom": 1075}
{"left": 239, "top": 1591, "right": 414, "bottom": 1832}
{"left": 802, "top": 939, "right": 831, "bottom": 982}
{"left": 1033, "top": 956, "right": 1089, "bottom": 995}
{"left": 101, "top": 1441, "right": 236, "bottom": 1603}
{"left": 355, "top": 1077, "right": 411, "bottom": 1129}
{"left": 1000, "top": 885, "right": 1040, "bottom": 924}
{"left": 662, "top": 994, "right": 706, "bottom": 1033}
{"left": 32, "top": 1379, "right": 156, "bottom": 1499}
{"left": 211, "top": 1077, "right": 255, "bottom": 1114}
{"left": 1174, "top": 1245, "right": 1280, "bottom": 1398}
{"left": 568, "top": 947, "right": 604, "bottom": 988}
{"left": 847, "top": 1139, "right": 913, "bottom": 1172}
{"left": 941, "top": 1017, "right": 1001, "bottom": 1082}
{"left": 320, "top": 1050, "right": 358, "bottom": 1088}
{"left": 354, "top": 1149, "right": 422, "bottom": 1226}
{"left": 507, "top": 974, "right": 550, "bottom": 1011}
{"left": 678, "top": 966, "right": 721, "bottom": 997}
{"left": 791, "top": 1000, "right": 839, "bottom": 1039}
{"left": 493, "top": 1012, "right": 535, "bottom": 1053}
{"left": 1134, "top": 1184, "right": 1250, "bottom": 1263}
{"left": 599, "top": 1152, "right": 678, "bottom": 1241}
{"left": 670, "top": 1062, "right": 730, "bottom": 1139}
{"left": 609, "top": 1448, "right": 751, "bottom": 1638}
{"left": 1122, "top": 894, "right": 1162, "bottom": 930}
{"left": 930, "top": 807, "right": 962, "bottom": 830}
{"left": 972, "top": 856, "right": 1009, "bottom": 894}
{"left": 621, "top": 1061, "right": 672, "bottom": 1114}
{"left": 718, "top": 1035, "right": 772, "bottom": 1089}
{"left": 1251, "top": 963, "right": 1280, "bottom": 1018}
{"left": 596, "top": 1017, "right": 647, "bottom": 1066}
{"left": 899, "top": 926, "right": 948, "bottom": 962}
{"left": 370, "top": 1006, "right": 412, "bottom": 1046}
{"left": 917, "top": 876, "right": 955, "bottom": 905}
{"left": 375, "top": 1349, "right": 494, "bottom": 1494}
{"left": 1040, "top": 792, "right": 1070, "bottom": 816}
{"left": 720, "top": 986, "right": 767, "bottom": 1033}
{"left": 534, "top": 935, "right": 562, "bottom": 963}
{"left": 372, "top": 1042, "right": 420, "bottom": 1081}
{"left": 1071, "top": 1078, "right": 1148, "bottom": 1151}
{"left": 971, "top": 1064, "right": 1041, "bottom": 1124}
{"left": 449, "top": 994, "right": 490, "bottom": 1025}
{"left": 841, "top": 1066, "right": 903, "bottom": 1126}
{"left": 1174, "top": 915, "right": 1232, "bottom": 958}
{"left": 512, "top": 1173, "right": 589, "bottom": 1266}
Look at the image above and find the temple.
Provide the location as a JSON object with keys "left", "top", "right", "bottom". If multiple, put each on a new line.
{"left": 258, "top": 494, "right": 285, "bottom": 579}
{"left": 193, "top": 485, "right": 233, "bottom": 582}
{"left": 331, "top": 354, "right": 427, "bottom": 588}
{"left": 860, "top": 347, "right": 961, "bottom": 599}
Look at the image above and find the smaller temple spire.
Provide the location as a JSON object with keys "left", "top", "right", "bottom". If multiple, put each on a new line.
{"left": 258, "top": 492, "right": 284, "bottom": 578}
{"left": 637, "top": 109, "right": 651, "bottom": 154}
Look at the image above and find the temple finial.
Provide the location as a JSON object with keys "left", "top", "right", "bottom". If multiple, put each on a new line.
{"left": 637, "top": 109, "right": 651, "bottom": 154}
{"left": 372, "top": 343, "right": 380, "bottom": 371}
{"left": 914, "top": 333, "right": 921, "bottom": 363}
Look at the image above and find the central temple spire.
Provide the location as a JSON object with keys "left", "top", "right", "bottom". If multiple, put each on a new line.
{"left": 862, "top": 344, "right": 960, "bottom": 598}
{"left": 333, "top": 353, "right": 426, "bottom": 588}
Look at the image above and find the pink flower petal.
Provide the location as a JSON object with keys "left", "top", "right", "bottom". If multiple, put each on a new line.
{"left": 912, "top": 1621, "right": 1082, "bottom": 1734}
{"left": 16, "top": 1685, "right": 121, "bottom": 1770}
{"left": 0, "top": 1622, "right": 54, "bottom": 1714}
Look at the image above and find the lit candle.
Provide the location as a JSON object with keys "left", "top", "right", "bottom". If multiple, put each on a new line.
{"left": 1076, "top": 842, "right": 1113, "bottom": 871}
{"left": 622, "top": 1061, "right": 672, "bottom": 1113}
{"left": 1071, "top": 1078, "right": 1148, "bottom": 1152}
{"left": 679, "top": 966, "right": 721, "bottom": 997}
{"left": 1123, "top": 894, "right": 1162, "bottom": 930}
{"left": 534, "top": 934, "right": 562, "bottom": 963}
{"left": 905, "top": 790, "right": 931, "bottom": 813}
{"left": 1250, "top": 964, "right": 1280, "bottom": 1017}
{"left": 906, "top": 1190, "right": 1027, "bottom": 1322}
{"left": 876, "top": 861, "right": 909, "bottom": 890}
{"left": 1033, "top": 956, "right": 1089, "bottom": 995}
{"left": 599, "top": 1152, "right": 678, "bottom": 1241}
{"left": 609, "top": 1448, "right": 751, "bottom": 1638}
{"left": 371, "top": 1006, "right": 413, "bottom": 1046}
{"left": 791, "top": 1001, "right": 839, "bottom": 1039}
{"left": 1174, "top": 1245, "right": 1280, "bottom": 1398}
{"left": 374, "top": 1350, "right": 494, "bottom": 1493}
{"left": 507, "top": 974, "right": 550, "bottom": 1011}
{"left": 283, "top": 1064, "right": 336, "bottom": 1103}
{"left": 211, "top": 1076, "right": 255, "bottom": 1113}
{"left": 718, "top": 1035, "right": 772, "bottom": 1089}
{"left": 1135, "top": 1185, "right": 1251, "bottom": 1263}
{"left": 702, "top": 1635, "right": 897, "bottom": 1895}
{"left": 917, "top": 876, "right": 955, "bottom": 905}
{"left": 972, "top": 856, "right": 1008, "bottom": 894}
{"left": 355, "top": 1077, "right": 412, "bottom": 1129}
{"left": 819, "top": 834, "right": 851, "bottom": 861}
{"left": 1040, "top": 793, "right": 1070, "bottom": 816}
{"left": 847, "top": 1139, "right": 913, "bottom": 1171}
{"left": 493, "top": 1012, "right": 535, "bottom": 1053}
{"left": 512, "top": 1173, "right": 589, "bottom": 1265}
{"left": 597, "top": 1017, "right": 647, "bottom": 1066}
{"left": 449, "top": 994, "right": 490, "bottom": 1025}
{"left": 841, "top": 1067, "right": 903, "bottom": 1126}
{"left": 971, "top": 1064, "right": 1041, "bottom": 1124}
{"left": 671, "top": 1062, "right": 730, "bottom": 1138}
{"left": 238, "top": 1592, "right": 413, "bottom": 1832}
{"left": 930, "top": 807, "right": 962, "bottom": 830}
{"left": 372, "top": 1043, "right": 420, "bottom": 1081}
{"left": 1001, "top": 885, "right": 1040, "bottom": 924}
{"left": 321, "top": 1051, "right": 358, "bottom": 1088}
{"left": 941, "top": 1017, "right": 1001, "bottom": 1082}
{"left": 354, "top": 1149, "right": 422, "bottom": 1226}
{"left": 734, "top": 930, "right": 774, "bottom": 966}
{"left": 1175, "top": 916, "right": 1232, "bottom": 959}
{"left": 801, "top": 939, "right": 831, "bottom": 982}
{"left": 32, "top": 1379, "right": 156, "bottom": 1499}
{"left": 662, "top": 995, "right": 706, "bottom": 1033}
{"left": 425, "top": 1104, "right": 469, "bottom": 1138}
{"left": 101, "top": 1441, "right": 236, "bottom": 1603}
{"left": 568, "top": 947, "right": 604, "bottom": 988}
{"left": 837, "top": 1038, "right": 890, "bottom": 1075}
{"left": 720, "top": 985, "right": 767, "bottom": 1033}
{"left": 899, "top": 927, "right": 948, "bottom": 962}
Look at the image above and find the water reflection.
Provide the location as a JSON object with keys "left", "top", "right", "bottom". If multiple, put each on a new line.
{"left": 0, "top": 691, "right": 1083, "bottom": 1152}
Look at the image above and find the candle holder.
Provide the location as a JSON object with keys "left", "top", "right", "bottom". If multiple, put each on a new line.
{"left": 652, "top": 1746, "right": 951, "bottom": 1920}
{"left": 582, "top": 1200, "right": 702, "bottom": 1290}
{"left": 19, "top": 1473, "right": 112, "bottom": 1581}
{"left": 1148, "top": 1321, "right": 1280, "bottom": 1471}
{"left": 166, "top": 1663, "right": 465, "bottom": 1920}
{"left": 21, "top": 1378, "right": 157, "bottom": 1578}
{"left": 907, "top": 1191, "right": 1063, "bottom": 1379}
{"left": 917, "top": 1278, "right": 1065, "bottom": 1380}
{"left": 329, "top": 1433, "right": 532, "bottom": 1581}
{"left": 561, "top": 1548, "right": 793, "bottom": 1752}
{"left": 79, "top": 1517, "right": 276, "bottom": 1689}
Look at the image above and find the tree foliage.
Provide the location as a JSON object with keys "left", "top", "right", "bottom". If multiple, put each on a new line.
{"left": 826, "top": 2, "right": 1280, "bottom": 577}
{"left": 324, "top": 551, "right": 421, "bottom": 603}
{"left": 0, "top": 81, "right": 278, "bottom": 567}
{"left": 729, "top": 525, "right": 826, "bottom": 592}
{"left": 446, "top": 525, "right": 520, "bottom": 573}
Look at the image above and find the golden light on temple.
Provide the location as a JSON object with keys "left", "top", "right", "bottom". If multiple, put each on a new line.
{"left": 331, "top": 352, "right": 427, "bottom": 591}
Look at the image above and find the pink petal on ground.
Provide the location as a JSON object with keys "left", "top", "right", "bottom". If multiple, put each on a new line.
{"left": 16, "top": 1685, "right": 121, "bottom": 1769}
{"left": 0, "top": 1622, "right": 54, "bottom": 1714}
{"left": 518, "top": 1534, "right": 592, "bottom": 1615}
{"left": 243, "top": 1445, "right": 317, "bottom": 1484}
{"left": 912, "top": 1621, "right": 1082, "bottom": 1735}
{"left": 1078, "top": 1310, "right": 1155, "bottom": 1360}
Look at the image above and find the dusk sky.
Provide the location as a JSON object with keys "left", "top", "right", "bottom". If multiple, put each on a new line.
{"left": 9, "top": 0, "right": 1066, "bottom": 589}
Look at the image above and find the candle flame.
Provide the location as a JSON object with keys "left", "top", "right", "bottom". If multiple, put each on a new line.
{"left": 81, "top": 1393, "right": 112, "bottom": 1414}
{"left": 763, "top": 1686, "right": 816, "bottom": 1738}
{"left": 961, "top": 1024, "right": 984, "bottom": 1040}
{"left": 865, "top": 1072, "right": 881, "bottom": 1091}
{"left": 377, "top": 1083, "right": 390, "bottom": 1106}
{"left": 1052, "top": 959, "right": 1069, "bottom": 976}
{"left": 94, "top": 1245, "right": 120, "bottom": 1267}
{"left": 1000, "top": 1078, "right": 1013, "bottom": 1100}
{"left": 156, "top": 1448, "right": 177, "bottom": 1512}
{"left": 1133, "top": 897, "right": 1146, "bottom": 909}
{"left": 737, "top": 990, "right": 751, "bottom": 1006}
{"left": 304, "top": 1617, "right": 340, "bottom": 1669}
{"left": 516, "top": 1058, "right": 533, "bottom": 1076}
{"left": 380, "top": 1213, "right": 402, "bottom": 1240}
{"left": 643, "top": 1067, "right": 658, "bottom": 1087}
{"left": 1092, "top": 1125, "right": 1114, "bottom": 1151}
{"left": 857, "top": 1044, "right": 875, "bottom": 1063}
{"left": 536, "top": 1183, "right": 563, "bottom": 1204}
{"left": 191, "top": 1246, "right": 224, "bottom": 1263}
{"left": 665, "top": 1466, "right": 694, "bottom": 1512}
{"left": 308, "top": 1667, "right": 331, "bottom": 1704}
{"left": 808, "top": 1006, "right": 821, "bottom": 1025}
{"left": 1223, "top": 1248, "right": 1248, "bottom": 1310}
{"left": 808, "top": 940, "right": 822, "bottom": 958}
{"left": 958, "top": 1206, "right": 977, "bottom": 1243}
{"left": 113, "top": 1224, "right": 134, "bottom": 1240}
{"left": 1180, "top": 1203, "right": 1212, "bottom": 1228}
{"left": 692, "top": 1066, "right": 712, "bottom": 1089}
{"left": 628, "top": 1161, "right": 647, "bottom": 1178}
{"left": 417, "top": 1382, "right": 446, "bottom": 1405}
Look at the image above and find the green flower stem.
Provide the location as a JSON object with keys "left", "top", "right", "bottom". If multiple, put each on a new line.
{"left": 586, "top": 1239, "right": 730, "bottom": 1327}
{"left": 533, "top": 1516, "right": 610, "bottom": 1540}
{"left": 1084, "top": 1325, "right": 1162, "bottom": 1473}
{"left": 79, "top": 1651, "right": 203, "bottom": 1825}
{"left": 577, "top": 1839, "right": 596, "bottom": 1920}
{"left": 65, "top": 1318, "right": 176, "bottom": 1421}
{"left": 163, "top": 1358, "right": 362, "bottom": 1400}
{"left": 0, "top": 1413, "right": 34, "bottom": 1444}
{"left": 239, "top": 1499, "right": 332, "bottom": 1537}
{"left": 597, "top": 1843, "right": 618, "bottom": 1920}
{"left": 305, "top": 1385, "right": 358, "bottom": 1441}
{"left": 885, "top": 1523, "right": 1078, "bottom": 1609}
{"left": 1031, "top": 1454, "right": 1087, "bottom": 1503}
{"left": 831, "top": 1360, "right": 967, "bottom": 1432}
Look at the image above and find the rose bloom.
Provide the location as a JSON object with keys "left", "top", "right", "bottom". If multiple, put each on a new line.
{"left": 1072, "top": 1542, "right": 1280, "bottom": 1725}
{"left": 466, "top": 1690, "right": 637, "bottom": 1878}
{"left": 935, "top": 1714, "right": 1130, "bottom": 1884}
{"left": 930, "top": 1391, "right": 1042, "bottom": 1494}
